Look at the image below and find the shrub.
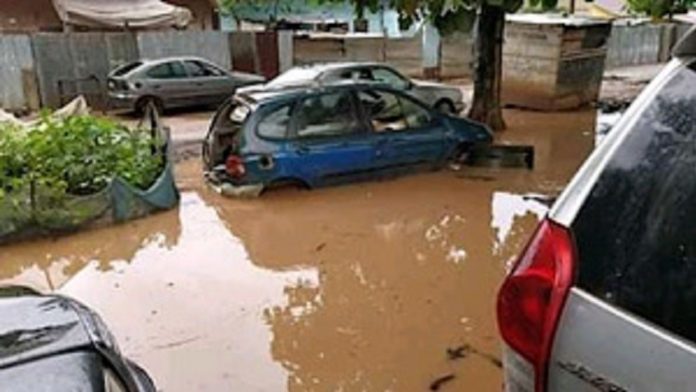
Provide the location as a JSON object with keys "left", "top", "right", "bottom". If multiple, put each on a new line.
{"left": 0, "top": 114, "right": 164, "bottom": 200}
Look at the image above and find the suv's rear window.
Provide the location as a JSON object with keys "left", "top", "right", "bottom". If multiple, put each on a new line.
{"left": 573, "top": 60, "right": 696, "bottom": 342}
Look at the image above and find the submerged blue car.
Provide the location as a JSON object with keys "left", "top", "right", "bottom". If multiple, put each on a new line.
{"left": 202, "top": 82, "right": 492, "bottom": 196}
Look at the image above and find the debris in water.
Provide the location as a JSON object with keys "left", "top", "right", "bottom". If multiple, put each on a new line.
{"left": 456, "top": 174, "right": 496, "bottom": 182}
{"left": 447, "top": 345, "right": 472, "bottom": 360}
{"left": 429, "top": 374, "right": 456, "bottom": 391}
{"left": 446, "top": 344, "right": 503, "bottom": 369}
{"left": 467, "top": 145, "right": 535, "bottom": 169}
{"left": 522, "top": 194, "right": 556, "bottom": 207}
{"left": 315, "top": 243, "right": 327, "bottom": 252}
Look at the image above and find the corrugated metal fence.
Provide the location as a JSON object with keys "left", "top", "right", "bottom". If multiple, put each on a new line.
{"left": 32, "top": 33, "right": 139, "bottom": 109}
{"left": 0, "top": 35, "right": 37, "bottom": 112}
{"left": 605, "top": 22, "right": 691, "bottom": 69}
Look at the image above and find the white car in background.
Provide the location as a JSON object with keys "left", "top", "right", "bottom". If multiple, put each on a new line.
{"left": 242, "top": 62, "right": 466, "bottom": 115}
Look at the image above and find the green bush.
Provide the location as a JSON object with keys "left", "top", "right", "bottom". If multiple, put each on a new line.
{"left": 627, "top": 0, "right": 694, "bottom": 20}
{"left": 0, "top": 114, "right": 164, "bottom": 200}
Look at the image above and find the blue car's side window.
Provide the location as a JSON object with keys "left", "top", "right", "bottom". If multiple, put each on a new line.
{"left": 257, "top": 104, "right": 292, "bottom": 140}
{"left": 294, "top": 92, "right": 361, "bottom": 139}
{"left": 358, "top": 90, "right": 432, "bottom": 133}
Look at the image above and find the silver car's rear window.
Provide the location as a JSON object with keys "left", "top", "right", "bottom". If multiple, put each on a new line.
{"left": 572, "top": 59, "right": 696, "bottom": 342}
{"left": 112, "top": 61, "right": 142, "bottom": 77}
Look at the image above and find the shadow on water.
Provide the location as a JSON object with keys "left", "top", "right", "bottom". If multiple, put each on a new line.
{"left": 0, "top": 108, "right": 598, "bottom": 391}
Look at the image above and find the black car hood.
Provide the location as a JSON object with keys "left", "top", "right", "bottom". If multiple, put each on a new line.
{"left": 0, "top": 295, "right": 91, "bottom": 369}
{"left": 0, "top": 351, "right": 103, "bottom": 392}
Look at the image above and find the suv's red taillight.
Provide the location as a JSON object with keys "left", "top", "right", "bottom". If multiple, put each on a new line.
{"left": 225, "top": 155, "right": 246, "bottom": 178}
{"left": 496, "top": 219, "right": 575, "bottom": 392}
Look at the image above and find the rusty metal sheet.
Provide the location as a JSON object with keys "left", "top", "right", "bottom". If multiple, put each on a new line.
{"left": 255, "top": 32, "right": 279, "bottom": 79}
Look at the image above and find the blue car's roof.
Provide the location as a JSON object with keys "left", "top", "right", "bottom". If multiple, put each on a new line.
{"left": 236, "top": 81, "right": 394, "bottom": 106}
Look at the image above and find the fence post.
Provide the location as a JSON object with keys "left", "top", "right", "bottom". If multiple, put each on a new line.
{"left": 277, "top": 30, "right": 293, "bottom": 73}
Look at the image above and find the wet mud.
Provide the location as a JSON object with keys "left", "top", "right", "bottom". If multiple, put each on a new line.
{"left": 0, "top": 109, "right": 596, "bottom": 391}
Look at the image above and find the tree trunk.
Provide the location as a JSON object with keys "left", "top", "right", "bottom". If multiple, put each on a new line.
{"left": 469, "top": 4, "right": 506, "bottom": 131}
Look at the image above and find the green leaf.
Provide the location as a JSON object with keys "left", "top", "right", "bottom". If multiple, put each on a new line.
{"left": 433, "top": 8, "right": 477, "bottom": 36}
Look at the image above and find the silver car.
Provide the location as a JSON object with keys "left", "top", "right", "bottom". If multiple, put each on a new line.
{"left": 107, "top": 56, "right": 265, "bottom": 113}
{"left": 246, "top": 62, "right": 466, "bottom": 114}
{"left": 497, "top": 28, "right": 696, "bottom": 391}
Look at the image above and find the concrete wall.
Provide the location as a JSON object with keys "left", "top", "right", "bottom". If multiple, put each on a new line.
{"left": 440, "top": 32, "right": 475, "bottom": 79}
{"left": 503, "top": 23, "right": 563, "bottom": 106}
{"left": 292, "top": 33, "right": 422, "bottom": 77}
{"left": 385, "top": 36, "right": 422, "bottom": 77}
{"left": 0, "top": 35, "right": 38, "bottom": 111}
{"left": 502, "top": 21, "right": 611, "bottom": 110}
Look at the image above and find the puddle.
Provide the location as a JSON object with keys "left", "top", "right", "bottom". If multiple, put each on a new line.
{"left": 0, "top": 109, "right": 597, "bottom": 391}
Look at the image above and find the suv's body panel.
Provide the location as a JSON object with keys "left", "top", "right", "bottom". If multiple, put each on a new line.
{"left": 500, "top": 26, "right": 696, "bottom": 392}
{"left": 549, "top": 289, "right": 696, "bottom": 392}
{"left": 0, "top": 288, "right": 156, "bottom": 392}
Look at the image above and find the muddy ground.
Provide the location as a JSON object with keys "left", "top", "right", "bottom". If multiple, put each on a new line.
{"left": 0, "top": 107, "right": 596, "bottom": 391}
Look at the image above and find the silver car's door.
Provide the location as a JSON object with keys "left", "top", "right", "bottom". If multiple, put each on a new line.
{"left": 183, "top": 60, "right": 235, "bottom": 106}
{"left": 143, "top": 61, "right": 191, "bottom": 108}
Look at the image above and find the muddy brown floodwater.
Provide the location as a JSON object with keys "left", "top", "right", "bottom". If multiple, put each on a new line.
{"left": 0, "top": 109, "right": 596, "bottom": 391}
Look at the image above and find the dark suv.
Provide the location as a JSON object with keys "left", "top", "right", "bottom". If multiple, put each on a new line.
{"left": 497, "top": 28, "right": 696, "bottom": 391}
{"left": 0, "top": 287, "right": 155, "bottom": 392}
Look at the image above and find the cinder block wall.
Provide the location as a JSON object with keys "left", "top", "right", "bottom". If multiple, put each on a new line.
{"left": 502, "top": 20, "right": 611, "bottom": 110}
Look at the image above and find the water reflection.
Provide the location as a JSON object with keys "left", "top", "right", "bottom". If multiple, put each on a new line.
{"left": 0, "top": 208, "right": 182, "bottom": 291}
{"left": 0, "top": 193, "right": 318, "bottom": 391}
{"left": 491, "top": 192, "right": 548, "bottom": 253}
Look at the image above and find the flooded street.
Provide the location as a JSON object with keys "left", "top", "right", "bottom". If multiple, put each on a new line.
{"left": 0, "top": 109, "right": 596, "bottom": 391}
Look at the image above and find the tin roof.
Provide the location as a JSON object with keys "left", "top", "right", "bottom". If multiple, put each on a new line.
{"left": 506, "top": 13, "right": 610, "bottom": 27}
